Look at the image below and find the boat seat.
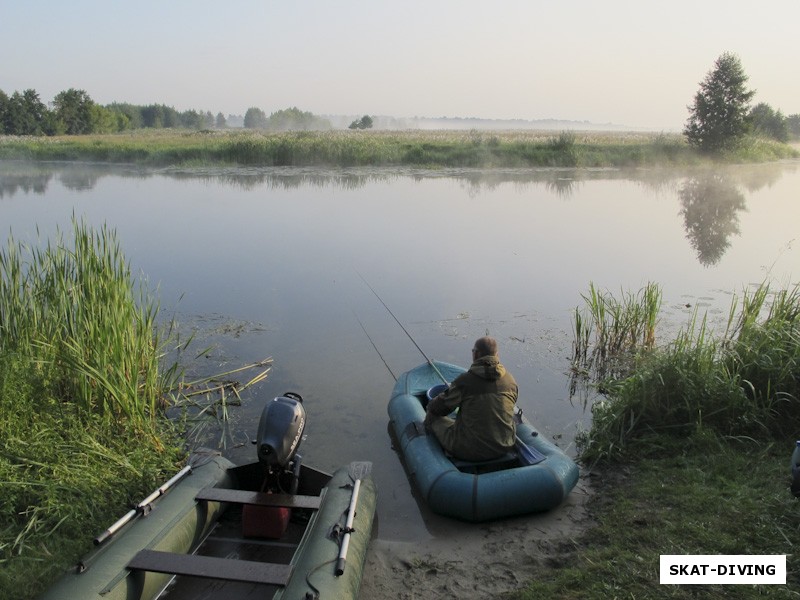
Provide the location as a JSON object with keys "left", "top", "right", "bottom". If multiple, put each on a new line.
{"left": 195, "top": 487, "right": 322, "bottom": 510}
{"left": 127, "top": 549, "right": 292, "bottom": 585}
{"left": 451, "top": 452, "right": 520, "bottom": 474}
{"left": 403, "top": 420, "right": 525, "bottom": 473}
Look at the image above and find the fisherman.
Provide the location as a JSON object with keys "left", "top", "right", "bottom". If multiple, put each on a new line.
{"left": 424, "top": 336, "right": 518, "bottom": 461}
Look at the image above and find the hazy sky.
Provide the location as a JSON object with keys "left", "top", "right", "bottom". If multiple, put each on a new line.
{"left": 2, "top": 1, "right": 797, "bottom": 131}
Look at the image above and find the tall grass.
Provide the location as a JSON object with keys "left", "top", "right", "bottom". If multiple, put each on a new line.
{"left": 7, "top": 129, "right": 788, "bottom": 168}
{"left": 546, "top": 131, "right": 579, "bottom": 166}
{"left": 571, "top": 282, "right": 662, "bottom": 392}
{"left": 0, "top": 219, "right": 173, "bottom": 437}
{"left": 0, "top": 219, "right": 183, "bottom": 598}
{"left": 519, "top": 280, "right": 800, "bottom": 598}
{"left": 0, "top": 350, "right": 183, "bottom": 599}
{"left": 579, "top": 282, "right": 800, "bottom": 462}
{"left": 723, "top": 283, "right": 800, "bottom": 427}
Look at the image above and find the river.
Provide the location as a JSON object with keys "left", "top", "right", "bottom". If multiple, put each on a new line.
{"left": 1, "top": 160, "right": 798, "bottom": 541}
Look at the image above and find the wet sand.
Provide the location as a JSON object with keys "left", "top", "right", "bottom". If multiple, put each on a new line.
{"left": 359, "top": 473, "right": 593, "bottom": 599}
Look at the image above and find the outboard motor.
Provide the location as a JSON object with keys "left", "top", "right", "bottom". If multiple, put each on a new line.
{"left": 256, "top": 392, "right": 305, "bottom": 494}
{"left": 244, "top": 392, "right": 306, "bottom": 539}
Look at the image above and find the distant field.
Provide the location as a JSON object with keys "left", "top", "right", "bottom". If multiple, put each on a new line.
{"left": 0, "top": 129, "right": 796, "bottom": 168}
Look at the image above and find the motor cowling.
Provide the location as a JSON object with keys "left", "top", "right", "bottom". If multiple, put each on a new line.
{"left": 256, "top": 393, "right": 306, "bottom": 469}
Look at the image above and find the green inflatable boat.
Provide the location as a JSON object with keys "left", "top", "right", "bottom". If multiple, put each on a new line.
{"left": 389, "top": 361, "right": 579, "bottom": 522}
{"left": 40, "top": 394, "right": 376, "bottom": 600}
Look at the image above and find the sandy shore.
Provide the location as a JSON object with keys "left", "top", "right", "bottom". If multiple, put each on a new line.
{"left": 359, "top": 472, "right": 593, "bottom": 599}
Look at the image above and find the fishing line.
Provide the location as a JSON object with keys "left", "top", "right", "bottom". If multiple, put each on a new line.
{"left": 353, "top": 310, "right": 396, "bottom": 382}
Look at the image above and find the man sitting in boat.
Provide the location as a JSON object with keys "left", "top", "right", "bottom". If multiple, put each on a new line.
{"left": 424, "top": 336, "right": 518, "bottom": 461}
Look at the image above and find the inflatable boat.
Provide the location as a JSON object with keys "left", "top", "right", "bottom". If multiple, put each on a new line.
{"left": 40, "top": 394, "right": 376, "bottom": 600}
{"left": 388, "top": 360, "right": 579, "bottom": 522}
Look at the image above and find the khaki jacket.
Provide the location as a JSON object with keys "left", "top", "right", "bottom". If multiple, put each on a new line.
{"left": 426, "top": 355, "right": 518, "bottom": 461}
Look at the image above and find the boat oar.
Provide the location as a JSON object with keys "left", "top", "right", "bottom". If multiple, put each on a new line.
{"left": 335, "top": 461, "right": 372, "bottom": 576}
{"left": 93, "top": 464, "right": 193, "bottom": 546}
{"left": 515, "top": 432, "right": 545, "bottom": 466}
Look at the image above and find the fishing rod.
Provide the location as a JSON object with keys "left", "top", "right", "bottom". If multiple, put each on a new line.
{"left": 357, "top": 272, "right": 544, "bottom": 467}
{"left": 356, "top": 271, "right": 448, "bottom": 385}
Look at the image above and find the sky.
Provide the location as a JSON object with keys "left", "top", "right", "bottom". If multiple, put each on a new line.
{"left": 1, "top": 0, "right": 798, "bottom": 131}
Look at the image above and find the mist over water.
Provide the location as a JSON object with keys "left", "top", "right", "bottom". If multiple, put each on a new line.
{"left": 1, "top": 160, "right": 798, "bottom": 540}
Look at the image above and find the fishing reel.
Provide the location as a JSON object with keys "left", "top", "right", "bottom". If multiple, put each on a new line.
{"left": 256, "top": 392, "right": 305, "bottom": 494}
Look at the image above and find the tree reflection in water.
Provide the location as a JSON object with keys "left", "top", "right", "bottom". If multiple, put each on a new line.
{"left": 678, "top": 173, "right": 747, "bottom": 266}
{"left": 1, "top": 162, "right": 787, "bottom": 271}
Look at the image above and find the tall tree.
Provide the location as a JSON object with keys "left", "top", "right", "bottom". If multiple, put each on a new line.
{"left": 179, "top": 109, "right": 205, "bottom": 129}
{"left": 0, "top": 89, "right": 8, "bottom": 134}
{"left": 5, "top": 89, "right": 50, "bottom": 135}
{"left": 243, "top": 107, "right": 267, "bottom": 129}
{"left": 140, "top": 104, "right": 180, "bottom": 128}
{"left": 788, "top": 114, "right": 800, "bottom": 140}
{"left": 749, "top": 102, "right": 788, "bottom": 142}
{"left": 140, "top": 104, "right": 164, "bottom": 128}
{"left": 684, "top": 53, "right": 755, "bottom": 153}
{"left": 90, "top": 104, "right": 119, "bottom": 133}
{"left": 52, "top": 88, "right": 96, "bottom": 134}
{"left": 266, "top": 107, "right": 330, "bottom": 131}
{"left": 106, "top": 103, "right": 142, "bottom": 129}
{"left": 349, "top": 115, "right": 374, "bottom": 130}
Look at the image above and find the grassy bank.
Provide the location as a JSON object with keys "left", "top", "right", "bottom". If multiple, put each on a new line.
{"left": 0, "top": 220, "right": 184, "bottom": 600}
{"left": 509, "top": 282, "right": 800, "bottom": 598}
{"left": 1, "top": 129, "right": 797, "bottom": 168}
{"left": 576, "top": 282, "right": 800, "bottom": 460}
{"left": 510, "top": 436, "right": 798, "bottom": 599}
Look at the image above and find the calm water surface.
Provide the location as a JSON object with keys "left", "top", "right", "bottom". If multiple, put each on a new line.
{"left": 2, "top": 160, "right": 799, "bottom": 540}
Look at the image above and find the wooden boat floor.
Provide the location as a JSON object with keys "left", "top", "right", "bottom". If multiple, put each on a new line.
{"left": 157, "top": 506, "right": 312, "bottom": 600}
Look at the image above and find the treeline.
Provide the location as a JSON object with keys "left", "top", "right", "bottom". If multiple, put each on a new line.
{"left": 1, "top": 84, "right": 798, "bottom": 140}
{"left": 0, "top": 88, "right": 221, "bottom": 135}
{"left": 0, "top": 87, "right": 337, "bottom": 136}
{"left": 750, "top": 103, "right": 800, "bottom": 143}
{"left": 242, "top": 106, "right": 332, "bottom": 131}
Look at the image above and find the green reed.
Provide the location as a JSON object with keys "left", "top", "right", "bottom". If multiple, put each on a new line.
{"left": 579, "top": 281, "right": 800, "bottom": 462}
{"left": 0, "top": 219, "right": 187, "bottom": 598}
{"left": 0, "top": 218, "right": 173, "bottom": 437}
{"left": 571, "top": 282, "right": 662, "bottom": 385}
{"left": 722, "top": 283, "right": 800, "bottom": 427}
{"left": 0, "top": 219, "right": 284, "bottom": 598}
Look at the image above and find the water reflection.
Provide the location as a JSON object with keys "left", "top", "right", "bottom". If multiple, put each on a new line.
{"left": 0, "top": 168, "right": 53, "bottom": 196}
{"left": 1, "top": 158, "right": 798, "bottom": 542}
{"left": 0, "top": 162, "right": 144, "bottom": 197}
{"left": 678, "top": 173, "right": 747, "bottom": 266}
{"left": 3, "top": 161, "right": 794, "bottom": 270}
